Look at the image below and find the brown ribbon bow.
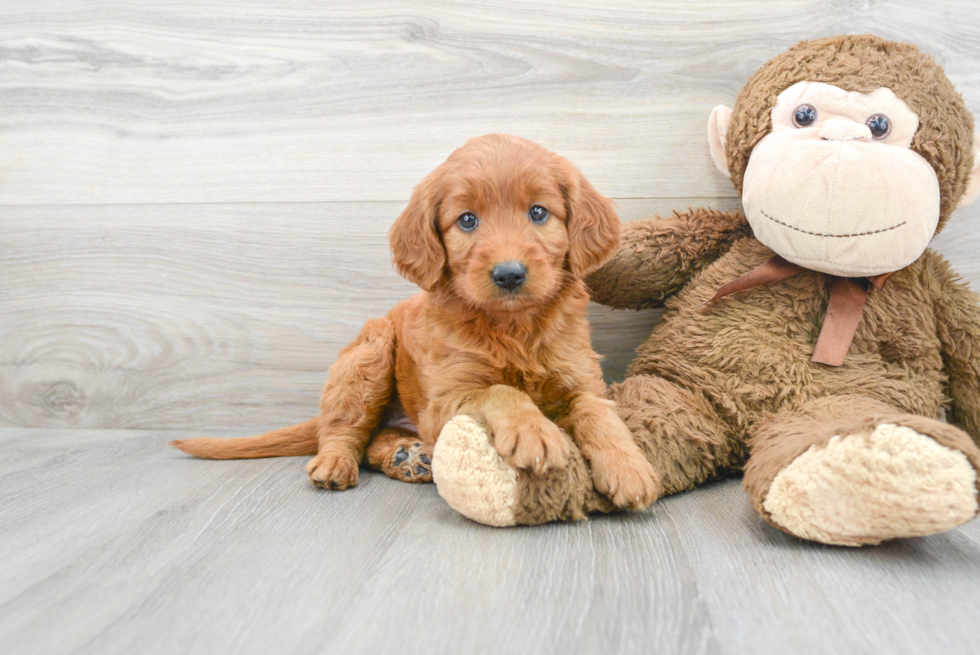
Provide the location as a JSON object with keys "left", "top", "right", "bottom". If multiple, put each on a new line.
{"left": 701, "top": 255, "right": 894, "bottom": 366}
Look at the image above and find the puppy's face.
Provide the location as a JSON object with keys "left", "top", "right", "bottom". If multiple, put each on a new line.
{"left": 389, "top": 134, "right": 620, "bottom": 312}
{"left": 438, "top": 146, "right": 571, "bottom": 310}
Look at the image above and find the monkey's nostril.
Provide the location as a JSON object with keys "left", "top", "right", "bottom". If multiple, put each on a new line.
{"left": 818, "top": 119, "right": 872, "bottom": 142}
{"left": 491, "top": 261, "right": 527, "bottom": 291}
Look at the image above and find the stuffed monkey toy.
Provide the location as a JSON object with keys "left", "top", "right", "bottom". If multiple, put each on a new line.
{"left": 431, "top": 34, "right": 980, "bottom": 546}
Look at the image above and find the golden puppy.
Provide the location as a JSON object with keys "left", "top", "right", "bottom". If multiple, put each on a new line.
{"left": 172, "top": 134, "right": 658, "bottom": 509}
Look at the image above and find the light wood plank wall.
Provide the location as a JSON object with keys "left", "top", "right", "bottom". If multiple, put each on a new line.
{"left": 2, "top": 1, "right": 979, "bottom": 430}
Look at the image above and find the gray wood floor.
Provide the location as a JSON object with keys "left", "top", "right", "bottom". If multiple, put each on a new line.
{"left": 3, "top": 426, "right": 980, "bottom": 655}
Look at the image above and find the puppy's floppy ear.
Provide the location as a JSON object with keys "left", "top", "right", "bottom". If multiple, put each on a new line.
{"left": 562, "top": 170, "right": 621, "bottom": 277}
{"left": 389, "top": 171, "right": 446, "bottom": 291}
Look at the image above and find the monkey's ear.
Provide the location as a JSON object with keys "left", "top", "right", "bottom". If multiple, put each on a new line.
{"left": 957, "top": 133, "right": 980, "bottom": 208}
{"left": 564, "top": 174, "right": 620, "bottom": 278}
{"left": 389, "top": 175, "right": 446, "bottom": 291}
{"left": 708, "top": 105, "right": 733, "bottom": 179}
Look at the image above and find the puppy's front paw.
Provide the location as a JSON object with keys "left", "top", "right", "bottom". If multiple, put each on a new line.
{"left": 590, "top": 447, "right": 660, "bottom": 510}
{"left": 491, "top": 412, "right": 571, "bottom": 475}
{"left": 306, "top": 451, "right": 360, "bottom": 490}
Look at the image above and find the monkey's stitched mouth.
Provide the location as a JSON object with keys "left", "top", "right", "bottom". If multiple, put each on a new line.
{"left": 761, "top": 210, "right": 906, "bottom": 238}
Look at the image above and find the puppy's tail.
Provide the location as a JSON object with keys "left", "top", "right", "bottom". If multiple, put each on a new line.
{"left": 169, "top": 418, "right": 319, "bottom": 459}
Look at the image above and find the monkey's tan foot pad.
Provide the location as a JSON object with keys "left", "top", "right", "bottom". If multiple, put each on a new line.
{"left": 432, "top": 415, "right": 520, "bottom": 526}
{"left": 384, "top": 442, "right": 433, "bottom": 483}
{"left": 763, "top": 423, "right": 979, "bottom": 546}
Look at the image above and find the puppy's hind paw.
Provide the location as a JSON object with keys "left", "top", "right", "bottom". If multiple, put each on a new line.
{"left": 387, "top": 442, "right": 433, "bottom": 483}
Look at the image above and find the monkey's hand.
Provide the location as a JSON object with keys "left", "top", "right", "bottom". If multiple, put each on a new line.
{"left": 585, "top": 208, "right": 750, "bottom": 310}
{"left": 932, "top": 254, "right": 980, "bottom": 445}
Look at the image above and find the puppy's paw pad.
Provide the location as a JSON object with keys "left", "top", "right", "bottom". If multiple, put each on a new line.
{"left": 388, "top": 442, "right": 433, "bottom": 483}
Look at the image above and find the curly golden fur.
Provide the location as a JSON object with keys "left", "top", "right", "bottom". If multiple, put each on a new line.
{"left": 171, "top": 134, "right": 658, "bottom": 509}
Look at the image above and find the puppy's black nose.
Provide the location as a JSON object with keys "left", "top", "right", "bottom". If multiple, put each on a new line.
{"left": 491, "top": 261, "right": 527, "bottom": 291}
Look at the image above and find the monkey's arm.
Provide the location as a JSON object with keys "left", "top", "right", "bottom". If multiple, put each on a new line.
{"left": 585, "top": 207, "right": 750, "bottom": 309}
{"left": 931, "top": 256, "right": 980, "bottom": 443}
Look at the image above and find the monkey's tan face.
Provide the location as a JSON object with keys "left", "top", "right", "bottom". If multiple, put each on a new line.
{"left": 741, "top": 82, "right": 940, "bottom": 277}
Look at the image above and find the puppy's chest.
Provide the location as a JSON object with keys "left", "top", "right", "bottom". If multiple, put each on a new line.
{"left": 498, "top": 364, "right": 559, "bottom": 393}
{"left": 499, "top": 366, "right": 574, "bottom": 418}
{"left": 435, "top": 333, "right": 578, "bottom": 411}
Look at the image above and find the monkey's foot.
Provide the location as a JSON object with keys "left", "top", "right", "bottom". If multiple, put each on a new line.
{"left": 433, "top": 416, "right": 521, "bottom": 526}
{"left": 433, "top": 415, "right": 616, "bottom": 526}
{"left": 763, "top": 423, "right": 979, "bottom": 546}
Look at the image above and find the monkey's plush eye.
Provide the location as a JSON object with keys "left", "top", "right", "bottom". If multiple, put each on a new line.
{"left": 457, "top": 212, "right": 478, "bottom": 231}
{"left": 866, "top": 114, "right": 890, "bottom": 139}
{"left": 528, "top": 205, "right": 549, "bottom": 224}
{"left": 792, "top": 104, "right": 817, "bottom": 128}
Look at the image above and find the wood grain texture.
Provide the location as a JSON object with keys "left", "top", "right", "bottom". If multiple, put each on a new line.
{"left": 0, "top": 199, "right": 732, "bottom": 430}
{"left": 2, "top": 197, "right": 978, "bottom": 430}
{"left": 0, "top": 0, "right": 978, "bottom": 204}
{"left": 2, "top": 426, "right": 980, "bottom": 655}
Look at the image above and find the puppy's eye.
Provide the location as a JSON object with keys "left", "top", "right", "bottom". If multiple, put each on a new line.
{"left": 792, "top": 104, "right": 817, "bottom": 128}
{"left": 866, "top": 114, "right": 890, "bottom": 139}
{"left": 457, "top": 213, "right": 478, "bottom": 232}
{"left": 528, "top": 205, "right": 549, "bottom": 224}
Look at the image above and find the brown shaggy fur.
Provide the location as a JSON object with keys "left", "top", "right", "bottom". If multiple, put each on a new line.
{"left": 171, "top": 134, "right": 658, "bottom": 509}
{"left": 457, "top": 36, "right": 980, "bottom": 536}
